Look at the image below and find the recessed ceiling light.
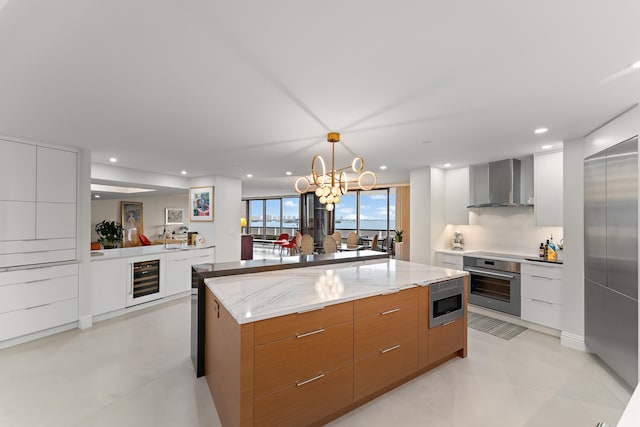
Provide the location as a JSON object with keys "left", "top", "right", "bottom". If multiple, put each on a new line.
{"left": 632, "top": 61, "right": 640, "bottom": 69}
{"left": 246, "top": 174, "right": 253, "bottom": 178}
{"left": 534, "top": 128, "right": 548, "bottom": 134}
{"left": 444, "top": 163, "right": 452, "bottom": 168}
{"left": 541, "top": 144, "right": 553, "bottom": 150}
{"left": 380, "top": 165, "right": 387, "bottom": 170}
{"left": 94, "top": 194, "right": 101, "bottom": 198}
{"left": 285, "top": 171, "right": 292, "bottom": 176}
{"left": 109, "top": 157, "right": 117, "bottom": 163}
{"left": 181, "top": 170, "right": 187, "bottom": 175}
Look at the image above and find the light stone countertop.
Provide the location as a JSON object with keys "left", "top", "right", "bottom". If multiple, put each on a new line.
{"left": 205, "top": 259, "right": 467, "bottom": 324}
{"left": 436, "top": 249, "right": 564, "bottom": 268}
{"left": 90, "top": 244, "right": 215, "bottom": 261}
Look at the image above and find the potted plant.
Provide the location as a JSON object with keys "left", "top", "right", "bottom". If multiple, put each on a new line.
{"left": 95, "top": 220, "right": 123, "bottom": 249}
{"left": 395, "top": 230, "right": 403, "bottom": 243}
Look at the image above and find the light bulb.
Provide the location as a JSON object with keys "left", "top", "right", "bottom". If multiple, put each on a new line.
{"left": 331, "top": 186, "right": 338, "bottom": 196}
{"left": 315, "top": 188, "right": 323, "bottom": 197}
{"left": 323, "top": 187, "right": 330, "bottom": 197}
{"left": 327, "top": 194, "right": 334, "bottom": 203}
{"left": 319, "top": 196, "right": 327, "bottom": 204}
{"left": 326, "top": 203, "right": 334, "bottom": 211}
{"left": 334, "top": 195, "right": 340, "bottom": 204}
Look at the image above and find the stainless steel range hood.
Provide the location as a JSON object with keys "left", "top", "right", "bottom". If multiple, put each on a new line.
{"left": 467, "top": 158, "right": 533, "bottom": 207}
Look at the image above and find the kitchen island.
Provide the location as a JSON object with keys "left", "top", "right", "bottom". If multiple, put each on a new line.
{"left": 203, "top": 258, "right": 468, "bottom": 426}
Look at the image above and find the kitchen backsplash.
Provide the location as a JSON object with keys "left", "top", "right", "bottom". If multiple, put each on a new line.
{"left": 441, "top": 207, "right": 563, "bottom": 255}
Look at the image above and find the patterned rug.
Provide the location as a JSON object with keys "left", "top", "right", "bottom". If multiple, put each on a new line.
{"left": 468, "top": 312, "right": 527, "bottom": 340}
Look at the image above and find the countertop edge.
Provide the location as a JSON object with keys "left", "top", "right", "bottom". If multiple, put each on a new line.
{"left": 90, "top": 245, "right": 215, "bottom": 261}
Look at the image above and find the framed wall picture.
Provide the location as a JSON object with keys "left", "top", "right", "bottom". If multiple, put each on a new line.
{"left": 190, "top": 186, "right": 214, "bottom": 222}
{"left": 165, "top": 208, "right": 184, "bottom": 225}
{"left": 121, "top": 201, "right": 144, "bottom": 247}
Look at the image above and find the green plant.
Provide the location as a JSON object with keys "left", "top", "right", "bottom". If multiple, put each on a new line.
{"left": 95, "top": 220, "right": 123, "bottom": 247}
{"left": 395, "top": 230, "right": 404, "bottom": 243}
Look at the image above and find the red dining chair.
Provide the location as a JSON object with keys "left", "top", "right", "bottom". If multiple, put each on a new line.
{"left": 280, "top": 235, "right": 298, "bottom": 256}
{"left": 273, "top": 233, "right": 289, "bottom": 252}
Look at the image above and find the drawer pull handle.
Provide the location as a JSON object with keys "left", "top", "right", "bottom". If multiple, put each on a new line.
{"left": 443, "top": 262, "right": 457, "bottom": 266}
{"left": 531, "top": 298, "right": 554, "bottom": 305}
{"left": 530, "top": 275, "right": 554, "bottom": 280}
{"left": 380, "top": 344, "right": 401, "bottom": 354}
{"left": 25, "top": 303, "right": 51, "bottom": 310}
{"left": 296, "top": 328, "right": 325, "bottom": 339}
{"left": 25, "top": 278, "right": 50, "bottom": 284}
{"left": 296, "top": 306, "right": 324, "bottom": 314}
{"left": 442, "top": 320, "right": 456, "bottom": 327}
{"left": 296, "top": 373, "right": 325, "bottom": 387}
{"left": 380, "top": 308, "right": 400, "bottom": 316}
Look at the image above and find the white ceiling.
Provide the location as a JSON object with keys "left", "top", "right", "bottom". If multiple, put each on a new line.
{"left": 0, "top": 1, "right": 639, "bottom": 194}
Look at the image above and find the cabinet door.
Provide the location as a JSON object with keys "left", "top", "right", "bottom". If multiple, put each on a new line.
{"left": 36, "top": 147, "right": 77, "bottom": 203}
{"left": 534, "top": 151, "right": 563, "bottom": 226}
{"left": 165, "top": 257, "right": 190, "bottom": 296}
{"left": 0, "top": 140, "right": 36, "bottom": 201}
{"left": 36, "top": 203, "right": 76, "bottom": 239}
{"left": 445, "top": 167, "right": 469, "bottom": 225}
{"left": 90, "top": 259, "right": 127, "bottom": 316}
{"left": 0, "top": 201, "right": 36, "bottom": 241}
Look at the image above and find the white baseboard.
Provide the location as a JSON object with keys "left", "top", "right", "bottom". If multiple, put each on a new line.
{"left": 78, "top": 315, "right": 93, "bottom": 329}
{"left": 561, "top": 331, "right": 587, "bottom": 352}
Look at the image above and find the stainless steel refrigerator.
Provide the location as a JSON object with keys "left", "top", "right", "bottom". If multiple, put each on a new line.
{"left": 585, "top": 136, "right": 638, "bottom": 387}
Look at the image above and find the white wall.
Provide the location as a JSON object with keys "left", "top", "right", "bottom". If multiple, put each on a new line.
{"left": 442, "top": 209, "right": 563, "bottom": 255}
{"left": 561, "top": 138, "right": 585, "bottom": 350}
{"left": 188, "top": 175, "right": 241, "bottom": 263}
{"left": 410, "top": 167, "right": 431, "bottom": 264}
{"left": 91, "top": 193, "right": 189, "bottom": 242}
{"left": 430, "top": 168, "right": 447, "bottom": 264}
{"left": 77, "top": 149, "right": 92, "bottom": 324}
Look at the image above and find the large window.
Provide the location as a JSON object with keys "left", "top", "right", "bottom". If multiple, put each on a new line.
{"left": 244, "top": 197, "right": 300, "bottom": 239}
{"left": 334, "top": 187, "right": 396, "bottom": 249}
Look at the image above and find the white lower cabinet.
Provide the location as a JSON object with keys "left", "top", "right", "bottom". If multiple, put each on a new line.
{"left": 521, "top": 263, "right": 563, "bottom": 330}
{"left": 435, "top": 251, "right": 464, "bottom": 270}
{"left": 165, "top": 248, "right": 214, "bottom": 296}
{"left": 0, "top": 263, "right": 78, "bottom": 342}
{"left": 90, "top": 258, "right": 127, "bottom": 317}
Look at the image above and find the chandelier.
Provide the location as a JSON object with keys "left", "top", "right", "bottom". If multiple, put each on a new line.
{"left": 294, "top": 132, "right": 377, "bottom": 211}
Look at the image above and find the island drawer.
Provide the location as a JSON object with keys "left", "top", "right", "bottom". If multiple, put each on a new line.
{"left": 254, "top": 321, "right": 353, "bottom": 397}
{"left": 354, "top": 301, "right": 417, "bottom": 360}
{"left": 428, "top": 316, "right": 465, "bottom": 364}
{"left": 254, "top": 301, "right": 353, "bottom": 345}
{"left": 253, "top": 363, "right": 353, "bottom": 427}
{"left": 354, "top": 287, "right": 417, "bottom": 319}
{"left": 354, "top": 335, "right": 417, "bottom": 401}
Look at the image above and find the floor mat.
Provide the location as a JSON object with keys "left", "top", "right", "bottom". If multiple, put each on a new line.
{"left": 468, "top": 312, "right": 527, "bottom": 340}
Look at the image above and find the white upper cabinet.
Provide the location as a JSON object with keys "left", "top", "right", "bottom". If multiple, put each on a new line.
{"left": 37, "top": 147, "right": 77, "bottom": 203}
{"left": 534, "top": 151, "right": 563, "bottom": 226}
{"left": 0, "top": 140, "right": 36, "bottom": 201}
{"left": 445, "top": 167, "right": 470, "bottom": 225}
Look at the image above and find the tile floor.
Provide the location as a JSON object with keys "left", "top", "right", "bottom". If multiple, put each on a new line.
{"left": 0, "top": 293, "right": 631, "bottom": 427}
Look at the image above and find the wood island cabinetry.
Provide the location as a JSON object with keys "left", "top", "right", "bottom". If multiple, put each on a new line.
{"left": 205, "top": 275, "right": 468, "bottom": 427}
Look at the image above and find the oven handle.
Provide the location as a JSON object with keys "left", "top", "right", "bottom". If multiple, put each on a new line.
{"left": 465, "top": 267, "right": 515, "bottom": 280}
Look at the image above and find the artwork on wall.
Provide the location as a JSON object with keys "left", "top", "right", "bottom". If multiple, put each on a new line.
{"left": 121, "top": 201, "right": 144, "bottom": 247}
{"left": 165, "top": 208, "right": 184, "bottom": 225}
{"left": 190, "top": 186, "right": 214, "bottom": 222}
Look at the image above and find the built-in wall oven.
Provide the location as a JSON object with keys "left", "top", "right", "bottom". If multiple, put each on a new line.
{"left": 126, "top": 256, "right": 164, "bottom": 307}
{"left": 463, "top": 254, "right": 521, "bottom": 316}
{"left": 429, "top": 277, "right": 465, "bottom": 328}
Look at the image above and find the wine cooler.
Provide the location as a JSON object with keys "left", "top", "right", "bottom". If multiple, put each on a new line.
{"left": 127, "top": 257, "right": 164, "bottom": 307}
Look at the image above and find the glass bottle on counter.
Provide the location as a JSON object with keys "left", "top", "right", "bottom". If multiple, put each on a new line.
{"left": 539, "top": 243, "right": 545, "bottom": 259}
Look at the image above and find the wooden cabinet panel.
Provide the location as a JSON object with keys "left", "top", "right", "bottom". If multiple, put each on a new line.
{"left": 254, "top": 321, "right": 353, "bottom": 397}
{"left": 254, "top": 302, "right": 353, "bottom": 345}
{"left": 354, "top": 336, "right": 417, "bottom": 401}
{"left": 254, "top": 363, "right": 353, "bottom": 427}
{"left": 418, "top": 286, "right": 430, "bottom": 369}
{"left": 36, "top": 147, "right": 77, "bottom": 204}
{"left": 0, "top": 139, "right": 36, "bottom": 202}
{"left": 354, "top": 287, "right": 417, "bottom": 319}
{"left": 428, "top": 316, "right": 465, "bottom": 364}
{"left": 354, "top": 299, "right": 417, "bottom": 360}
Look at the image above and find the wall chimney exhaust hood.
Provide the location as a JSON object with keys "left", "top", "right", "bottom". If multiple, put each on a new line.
{"left": 467, "top": 158, "right": 534, "bottom": 208}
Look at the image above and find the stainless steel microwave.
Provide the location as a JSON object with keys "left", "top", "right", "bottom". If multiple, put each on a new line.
{"left": 429, "top": 277, "right": 464, "bottom": 328}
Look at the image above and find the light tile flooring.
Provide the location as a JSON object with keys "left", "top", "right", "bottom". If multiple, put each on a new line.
{"left": 0, "top": 250, "right": 633, "bottom": 427}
